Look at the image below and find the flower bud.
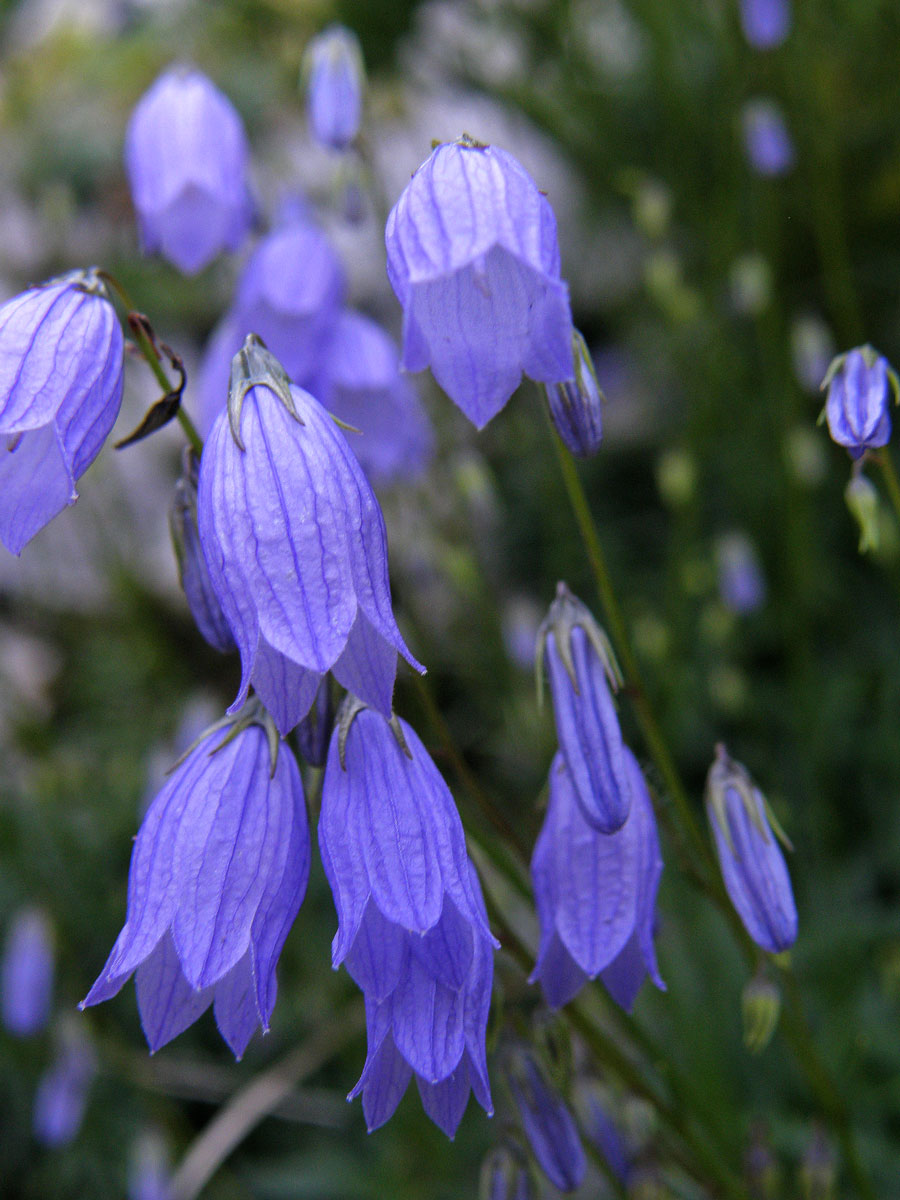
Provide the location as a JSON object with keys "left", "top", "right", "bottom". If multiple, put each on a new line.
{"left": 33, "top": 1022, "right": 95, "bottom": 1147}
{"left": 303, "top": 25, "right": 366, "bottom": 151}
{"left": 742, "top": 100, "right": 794, "bottom": 176}
{"left": 507, "top": 1052, "right": 586, "bottom": 1193}
{"left": 479, "top": 1146, "right": 534, "bottom": 1200}
{"left": 824, "top": 345, "right": 896, "bottom": 460}
{"left": 545, "top": 330, "right": 604, "bottom": 458}
{"left": 742, "top": 970, "right": 781, "bottom": 1053}
{"left": 845, "top": 471, "right": 881, "bottom": 553}
{"left": 740, "top": 0, "right": 791, "bottom": 49}
{"left": 716, "top": 533, "right": 766, "bottom": 615}
{"left": 800, "top": 1127, "right": 836, "bottom": 1200}
{"left": 1, "top": 906, "right": 54, "bottom": 1036}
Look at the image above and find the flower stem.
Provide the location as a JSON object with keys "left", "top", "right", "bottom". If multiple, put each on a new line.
{"left": 875, "top": 448, "right": 900, "bottom": 531}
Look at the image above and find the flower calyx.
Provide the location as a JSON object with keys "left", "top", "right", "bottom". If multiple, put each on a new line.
{"left": 171, "top": 694, "right": 281, "bottom": 778}
{"left": 705, "top": 743, "right": 793, "bottom": 856}
{"left": 227, "top": 334, "right": 301, "bottom": 451}
{"left": 535, "top": 581, "right": 622, "bottom": 707}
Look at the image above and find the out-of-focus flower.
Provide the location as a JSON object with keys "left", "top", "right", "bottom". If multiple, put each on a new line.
{"left": 82, "top": 709, "right": 309, "bottom": 1058}
{"left": 313, "top": 310, "right": 433, "bottom": 484}
{"left": 705, "top": 744, "right": 797, "bottom": 954}
{"left": 578, "top": 1082, "right": 632, "bottom": 1185}
{"left": 479, "top": 1145, "right": 534, "bottom": 1200}
{"left": 319, "top": 703, "right": 496, "bottom": 1137}
{"left": 824, "top": 346, "right": 895, "bottom": 460}
{"left": 844, "top": 471, "right": 881, "bottom": 554}
{"left": 739, "top": 0, "right": 791, "bottom": 49}
{"left": 742, "top": 969, "right": 781, "bottom": 1053}
{"left": 128, "top": 1130, "right": 171, "bottom": 1200}
{"left": 197, "top": 338, "right": 422, "bottom": 734}
{"left": 716, "top": 533, "right": 766, "bottom": 615}
{"left": 791, "top": 315, "right": 834, "bottom": 394}
{"left": 545, "top": 330, "right": 604, "bottom": 458}
{"left": 507, "top": 1052, "right": 586, "bottom": 1192}
{"left": 170, "top": 448, "right": 234, "bottom": 652}
{"left": 0, "top": 270, "right": 123, "bottom": 555}
{"left": 125, "top": 66, "right": 253, "bottom": 274}
{"left": 531, "top": 750, "right": 665, "bottom": 1010}
{"left": 2, "top": 906, "right": 54, "bottom": 1036}
{"left": 742, "top": 100, "right": 794, "bottom": 177}
{"left": 303, "top": 25, "right": 365, "bottom": 151}
{"left": 33, "top": 1024, "right": 95, "bottom": 1147}
{"left": 537, "top": 583, "right": 630, "bottom": 832}
{"left": 385, "top": 137, "right": 573, "bottom": 428}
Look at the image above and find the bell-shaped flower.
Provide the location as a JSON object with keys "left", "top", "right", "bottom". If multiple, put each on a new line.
{"left": 81, "top": 709, "right": 310, "bottom": 1058}
{"left": 170, "top": 448, "right": 235, "bottom": 653}
{"left": 385, "top": 137, "right": 574, "bottom": 429}
{"left": 0, "top": 269, "right": 124, "bottom": 555}
{"left": 125, "top": 65, "right": 253, "bottom": 275}
{"left": 313, "top": 309, "right": 433, "bottom": 484}
{"left": 740, "top": 0, "right": 791, "bottom": 49}
{"left": 319, "top": 703, "right": 496, "bottom": 1137}
{"left": 198, "top": 338, "right": 422, "bottom": 734}
{"left": 545, "top": 330, "right": 604, "bottom": 459}
{"left": 507, "top": 1052, "right": 586, "bottom": 1193}
{"left": 33, "top": 1023, "right": 95, "bottom": 1147}
{"left": 303, "top": 24, "right": 365, "bottom": 151}
{"left": 2, "top": 906, "right": 54, "bottom": 1036}
{"left": 537, "top": 582, "right": 631, "bottom": 832}
{"left": 530, "top": 750, "right": 665, "bottom": 1012}
{"left": 742, "top": 99, "right": 794, "bottom": 177}
{"left": 824, "top": 345, "right": 895, "bottom": 460}
{"left": 705, "top": 744, "right": 797, "bottom": 954}
{"left": 233, "top": 219, "right": 345, "bottom": 385}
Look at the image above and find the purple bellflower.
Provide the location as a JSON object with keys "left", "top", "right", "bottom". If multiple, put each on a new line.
{"left": 742, "top": 100, "right": 794, "bottom": 177}
{"left": 705, "top": 744, "right": 797, "bottom": 954}
{"left": 303, "top": 25, "right": 365, "bottom": 151}
{"left": 295, "top": 678, "right": 335, "bottom": 768}
{"left": 81, "top": 709, "right": 310, "bottom": 1057}
{"left": 233, "top": 219, "right": 345, "bottom": 386}
{"left": 716, "top": 532, "right": 766, "bottom": 615}
{"left": 480, "top": 1146, "right": 534, "bottom": 1200}
{"left": 385, "top": 137, "right": 574, "bottom": 428}
{"left": 170, "top": 448, "right": 235, "bottom": 653}
{"left": 319, "top": 701, "right": 497, "bottom": 1137}
{"left": 530, "top": 750, "right": 665, "bottom": 1011}
{"left": 507, "top": 1052, "right": 586, "bottom": 1193}
{"left": 125, "top": 66, "right": 253, "bottom": 275}
{"left": 545, "top": 330, "right": 604, "bottom": 459}
{"left": 740, "top": 0, "right": 791, "bottom": 49}
{"left": 0, "top": 269, "right": 124, "bottom": 555}
{"left": 198, "top": 337, "right": 422, "bottom": 735}
{"left": 823, "top": 345, "right": 896, "bottom": 460}
{"left": 33, "top": 1024, "right": 96, "bottom": 1147}
{"left": 2, "top": 906, "right": 54, "bottom": 1037}
{"left": 537, "top": 582, "right": 631, "bottom": 833}
{"left": 313, "top": 309, "right": 433, "bottom": 484}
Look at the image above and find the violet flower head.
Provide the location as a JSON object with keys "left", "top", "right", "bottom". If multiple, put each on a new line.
{"left": 537, "top": 582, "right": 630, "bottom": 832}
{"left": 385, "top": 137, "right": 574, "bottom": 428}
{"left": 0, "top": 269, "right": 124, "bottom": 555}
{"left": 233, "top": 219, "right": 345, "bottom": 385}
{"left": 508, "top": 1053, "right": 586, "bottom": 1193}
{"left": 530, "top": 750, "right": 665, "bottom": 1011}
{"left": 705, "top": 744, "right": 797, "bottom": 954}
{"left": 319, "top": 702, "right": 497, "bottom": 1138}
{"left": 2, "top": 906, "right": 54, "bottom": 1037}
{"left": 545, "top": 330, "right": 604, "bottom": 459}
{"left": 742, "top": 100, "right": 794, "bottom": 177}
{"left": 716, "top": 532, "right": 766, "bottom": 615}
{"left": 740, "top": 0, "right": 791, "bottom": 49}
{"left": 824, "top": 346, "right": 895, "bottom": 460}
{"left": 33, "top": 1025, "right": 95, "bottom": 1147}
{"left": 303, "top": 25, "right": 365, "bottom": 151}
{"left": 198, "top": 337, "right": 422, "bottom": 735}
{"left": 81, "top": 709, "right": 310, "bottom": 1058}
{"left": 125, "top": 66, "right": 253, "bottom": 275}
{"left": 313, "top": 309, "right": 433, "bottom": 484}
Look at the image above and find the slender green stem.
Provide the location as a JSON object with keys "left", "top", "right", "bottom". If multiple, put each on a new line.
{"left": 875, "top": 449, "right": 900, "bottom": 531}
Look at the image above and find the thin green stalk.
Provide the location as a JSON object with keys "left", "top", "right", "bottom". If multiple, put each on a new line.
{"left": 875, "top": 449, "right": 900, "bottom": 532}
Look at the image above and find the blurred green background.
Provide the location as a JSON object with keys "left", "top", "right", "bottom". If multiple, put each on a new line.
{"left": 2, "top": 0, "right": 900, "bottom": 1195}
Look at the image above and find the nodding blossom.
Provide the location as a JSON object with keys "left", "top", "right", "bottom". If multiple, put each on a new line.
{"left": 739, "top": 0, "right": 791, "bottom": 49}
{"left": 507, "top": 1052, "right": 586, "bottom": 1192}
{"left": 824, "top": 345, "right": 895, "bottom": 460}
{"left": 82, "top": 711, "right": 310, "bottom": 1058}
{"left": 319, "top": 701, "right": 496, "bottom": 1137}
{"left": 706, "top": 744, "right": 798, "bottom": 954}
{"left": 385, "top": 137, "right": 574, "bottom": 429}
{"left": 125, "top": 65, "right": 253, "bottom": 274}
{"left": 2, "top": 906, "right": 54, "bottom": 1036}
{"left": 0, "top": 269, "right": 124, "bottom": 555}
{"left": 197, "top": 337, "right": 422, "bottom": 735}
{"left": 303, "top": 25, "right": 365, "bottom": 151}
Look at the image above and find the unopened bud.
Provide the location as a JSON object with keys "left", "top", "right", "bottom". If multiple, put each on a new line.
{"left": 742, "top": 970, "right": 781, "bottom": 1053}
{"left": 799, "top": 1126, "right": 836, "bottom": 1200}
{"left": 845, "top": 471, "right": 880, "bottom": 553}
{"left": 545, "top": 330, "right": 604, "bottom": 459}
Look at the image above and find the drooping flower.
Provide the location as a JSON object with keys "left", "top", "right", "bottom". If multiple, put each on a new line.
{"left": 303, "top": 25, "right": 365, "bottom": 151}
{"left": 507, "top": 1052, "right": 586, "bottom": 1193}
{"left": 530, "top": 750, "right": 665, "bottom": 1011}
{"left": 319, "top": 702, "right": 496, "bottom": 1137}
{"left": 2, "top": 906, "right": 54, "bottom": 1036}
{"left": 739, "top": 0, "right": 791, "bottom": 49}
{"left": 198, "top": 338, "right": 422, "bottom": 735}
{"left": 742, "top": 100, "right": 794, "bottom": 177}
{"left": 545, "top": 330, "right": 604, "bottom": 459}
{"left": 233, "top": 219, "right": 345, "bottom": 385}
{"left": 824, "top": 345, "right": 895, "bottom": 460}
{"left": 716, "top": 532, "right": 766, "bottom": 615}
{"left": 537, "top": 582, "right": 631, "bottom": 833}
{"left": 385, "top": 137, "right": 574, "bottom": 428}
{"left": 705, "top": 744, "right": 797, "bottom": 954}
{"left": 81, "top": 709, "right": 310, "bottom": 1057}
{"left": 0, "top": 270, "right": 124, "bottom": 555}
{"left": 125, "top": 65, "right": 253, "bottom": 274}
{"left": 33, "top": 1024, "right": 95, "bottom": 1147}
{"left": 312, "top": 309, "right": 433, "bottom": 484}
